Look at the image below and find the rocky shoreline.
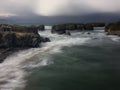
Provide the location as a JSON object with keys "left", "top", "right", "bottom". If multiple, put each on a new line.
{"left": 0, "top": 24, "right": 49, "bottom": 63}
{"left": 105, "top": 22, "right": 120, "bottom": 36}
{"left": 51, "top": 23, "right": 105, "bottom": 34}
{"left": 0, "top": 22, "right": 120, "bottom": 63}
{"left": 0, "top": 48, "right": 26, "bottom": 63}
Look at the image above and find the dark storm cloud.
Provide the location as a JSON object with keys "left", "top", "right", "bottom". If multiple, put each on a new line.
{"left": 0, "top": 0, "right": 120, "bottom": 23}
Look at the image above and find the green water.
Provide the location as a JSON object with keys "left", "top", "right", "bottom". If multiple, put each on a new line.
{"left": 25, "top": 45, "right": 120, "bottom": 90}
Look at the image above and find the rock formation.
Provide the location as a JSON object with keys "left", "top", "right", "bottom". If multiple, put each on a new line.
{"left": 37, "top": 25, "right": 45, "bottom": 31}
{"left": 105, "top": 22, "right": 120, "bottom": 35}
{"left": 0, "top": 24, "right": 50, "bottom": 48}
{"left": 51, "top": 24, "right": 66, "bottom": 34}
{"left": 51, "top": 23, "right": 105, "bottom": 34}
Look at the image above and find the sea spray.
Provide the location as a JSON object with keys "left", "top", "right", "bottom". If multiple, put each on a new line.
{"left": 0, "top": 30, "right": 91, "bottom": 90}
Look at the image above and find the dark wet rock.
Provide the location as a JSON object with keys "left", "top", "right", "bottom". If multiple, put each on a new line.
{"left": 14, "top": 33, "right": 41, "bottom": 47}
{"left": 84, "top": 24, "right": 94, "bottom": 30}
{"left": 27, "top": 25, "right": 38, "bottom": 34}
{"left": 37, "top": 25, "right": 45, "bottom": 31}
{"left": 11, "top": 25, "right": 38, "bottom": 34}
{"left": 87, "top": 32, "right": 91, "bottom": 35}
{"left": 84, "top": 23, "right": 105, "bottom": 30}
{"left": 66, "top": 24, "right": 76, "bottom": 30}
{"left": 105, "top": 22, "right": 120, "bottom": 35}
{"left": 0, "top": 32, "right": 51, "bottom": 48}
{"left": 0, "top": 32, "right": 42, "bottom": 48}
{"left": 0, "top": 48, "right": 27, "bottom": 63}
{"left": 92, "top": 37, "right": 98, "bottom": 40}
{"left": 65, "top": 31, "right": 71, "bottom": 36}
{"left": 51, "top": 24, "right": 66, "bottom": 34}
{"left": 76, "top": 24, "right": 84, "bottom": 30}
{"left": 40, "top": 37, "right": 51, "bottom": 42}
{"left": 51, "top": 23, "right": 105, "bottom": 33}
{"left": 89, "top": 23, "right": 105, "bottom": 27}
{"left": 0, "top": 24, "right": 51, "bottom": 48}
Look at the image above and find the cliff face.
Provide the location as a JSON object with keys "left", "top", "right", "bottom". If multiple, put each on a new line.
{"left": 0, "top": 32, "right": 42, "bottom": 48}
{"left": 51, "top": 23, "right": 105, "bottom": 34}
{"left": 51, "top": 24, "right": 66, "bottom": 34}
{"left": 0, "top": 24, "right": 50, "bottom": 48}
{"left": 37, "top": 25, "right": 45, "bottom": 31}
{"left": 105, "top": 22, "right": 120, "bottom": 35}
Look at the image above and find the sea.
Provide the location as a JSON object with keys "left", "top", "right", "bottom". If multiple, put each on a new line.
{"left": 0, "top": 26, "right": 120, "bottom": 90}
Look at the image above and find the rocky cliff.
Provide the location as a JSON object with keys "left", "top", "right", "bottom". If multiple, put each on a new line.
{"left": 51, "top": 23, "right": 105, "bottom": 34}
{"left": 0, "top": 32, "right": 50, "bottom": 48}
{"left": 105, "top": 22, "right": 120, "bottom": 35}
{"left": 0, "top": 24, "right": 50, "bottom": 48}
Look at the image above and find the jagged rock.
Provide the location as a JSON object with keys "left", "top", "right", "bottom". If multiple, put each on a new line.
{"left": 66, "top": 24, "right": 76, "bottom": 30}
{"left": 37, "top": 25, "right": 45, "bottom": 31}
{"left": 0, "top": 32, "right": 50, "bottom": 48}
{"left": 84, "top": 24, "right": 94, "bottom": 30}
{"left": 27, "top": 25, "right": 38, "bottom": 34}
{"left": 76, "top": 24, "right": 84, "bottom": 30}
{"left": 66, "top": 31, "right": 71, "bottom": 36}
{"left": 87, "top": 32, "right": 91, "bottom": 35}
{"left": 51, "top": 24, "right": 66, "bottom": 34}
{"left": 89, "top": 23, "right": 105, "bottom": 27}
{"left": 40, "top": 37, "right": 51, "bottom": 42}
{"left": 105, "top": 22, "right": 120, "bottom": 35}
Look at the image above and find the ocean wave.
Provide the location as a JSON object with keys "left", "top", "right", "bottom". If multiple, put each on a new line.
{"left": 0, "top": 30, "right": 91, "bottom": 90}
{"left": 1, "top": 29, "right": 120, "bottom": 90}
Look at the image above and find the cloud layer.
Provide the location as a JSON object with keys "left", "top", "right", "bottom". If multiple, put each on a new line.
{"left": 0, "top": 0, "right": 120, "bottom": 17}
{"left": 35, "top": 0, "right": 120, "bottom": 16}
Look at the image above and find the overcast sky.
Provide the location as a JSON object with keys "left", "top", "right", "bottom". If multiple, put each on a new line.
{"left": 0, "top": 0, "right": 120, "bottom": 23}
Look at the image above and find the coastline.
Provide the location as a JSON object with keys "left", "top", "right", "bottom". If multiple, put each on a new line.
{"left": 0, "top": 48, "right": 27, "bottom": 63}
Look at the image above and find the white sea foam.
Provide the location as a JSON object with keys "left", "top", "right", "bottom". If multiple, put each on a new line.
{"left": 107, "top": 35, "right": 120, "bottom": 42}
{"left": 0, "top": 29, "right": 119, "bottom": 90}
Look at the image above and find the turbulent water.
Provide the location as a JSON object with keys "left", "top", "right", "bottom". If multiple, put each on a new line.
{"left": 0, "top": 27, "right": 120, "bottom": 90}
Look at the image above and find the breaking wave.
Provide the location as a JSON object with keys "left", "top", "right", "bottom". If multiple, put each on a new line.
{"left": 0, "top": 28, "right": 120, "bottom": 90}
